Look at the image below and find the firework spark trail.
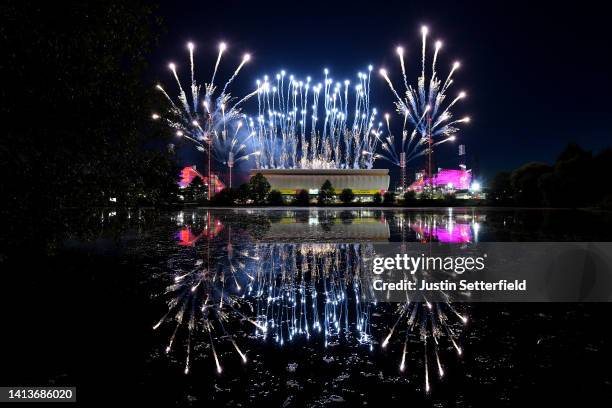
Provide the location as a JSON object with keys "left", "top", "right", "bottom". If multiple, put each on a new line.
{"left": 154, "top": 220, "right": 260, "bottom": 374}
{"left": 421, "top": 26, "right": 428, "bottom": 84}
{"left": 435, "top": 342, "right": 445, "bottom": 378}
{"left": 432, "top": 40, "right": 442, "bottom": 78}
{"left": 152, "top": 41, "right": 260, "bottom": 177}
{"left": 155, "top": 84, "right": 179, "bottom": 112}
{"left": 397, "top": 47, "right": 409, "bottom": 91}
{"left": 400, "top": 338, "right": 408, "bottom": 372}
{"left": 188, "top": 42, "right": 198, "bottom": 112}
{"left": 222, "top": 53, "right": 251, "bottom": 95}
{"left": 169, "top": 63, "right": 190, "bottom": 113}
{"left": 381, "top": 299, "right": 468, "bottom": 393}
{"left": 382, "top": 302, "right": 408, "bottom": 348}
{"left": 210, "top": 42, "right": 226, "bottom": 90}
{"left": 233, "top": 87, "right": 261, "bottom": 110}
{"left": 379, "top": 69, "right": 404, "bottom": 108}
{"left": 376, "top": 26, "right": 470, "bottom": 173}
{"left": 247, "top": 242, "right": 376, "bottom": 348}
{"left": 424, "top": 337, "right": 430, "bottom": 393}
{"left": 253, "top": 68, "right": 380, "bottom": 169}
{"left": 442, "top": 62, "right": 460, "bottom": 94}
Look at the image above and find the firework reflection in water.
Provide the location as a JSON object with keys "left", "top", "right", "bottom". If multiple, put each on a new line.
{"left": 383, "top": 211, "right": 471, "bottom": 393}
{"left": 154, "top": 210, "right": 470, "bottom": 393}
{"left": 153, "top": 214, "right": 263, "bottom": 375}
{"left": 246, "top": 242, "right": 376, "bottom": 348}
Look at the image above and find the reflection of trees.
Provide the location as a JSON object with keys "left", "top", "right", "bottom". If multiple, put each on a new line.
{"left": 339, "top": 210, "right": 355, "bottom": 224}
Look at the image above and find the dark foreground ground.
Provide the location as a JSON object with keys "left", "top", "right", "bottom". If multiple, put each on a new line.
{"left": 1, "top": 208, "right": 611, "bottom": 406}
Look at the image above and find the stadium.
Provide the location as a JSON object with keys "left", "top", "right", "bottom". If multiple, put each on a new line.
{"left": 249, "top": 169, "right": 390, "bottom": 200}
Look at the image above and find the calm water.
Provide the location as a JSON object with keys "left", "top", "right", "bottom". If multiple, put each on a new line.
{"left": 2, "top": 208, "right": 612, "bottom": 406}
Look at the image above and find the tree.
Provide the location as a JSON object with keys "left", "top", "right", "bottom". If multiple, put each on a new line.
{"left": 317, "top": 180, "right": 335, "bottom": 205}
{"left": 236, "top": 183, "right": 251, "bottom": 204}
{"left": 248, "top": 173, "right": 271, "bottom": 204}
{"left": 403, "top": 190, "right": 417, "bottom": 205}
{"left": 489, "top": 144, "right": 612, "bottom": 209}
{"left": 0, "top": 2, "right": 171, "bottom": 251}
{"left": 372, "top": 192, "right": 382, "bottom": 205}
{"left": 540, "top": 143, "right": 594, "bottom": 208}
{"left": 188, "top": 177, "right": 207, "bottom": 203}
{"left": 339, "top": 188, "right": 355, "bottom": 204}
{"left": 211, "top": 187, "right": 237, "bottom": 206}
{"left": 488, "top": 171, "right": 512, "bottom": 204}
{"left": 594, "top": 148, "right": 612, "bottom": 208}
{"left": 293, "top": 190, "right": 310, "bottom": 206}
{"left": 267, "top": 190, "right": 284, "bottom": 206}
{"left": 510, "top": 162, "right": 552, "bottom": 206}
{"left": 135, "top": 150, "right": 180, "bottom": 206}
{"left": 1, "top": 2, "right": 168, "bottom": 207}
{"left": 442, "top": 192, "right": 457, "bottom": 205}
{"left": 383, "top": 191, "right": 396, "bottom": 205}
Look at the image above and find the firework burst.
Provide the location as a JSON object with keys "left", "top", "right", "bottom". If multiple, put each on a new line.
{"left": 252, "top": 68, "right": 382, "bottom": 169}
{"left": 374, "top": 27, "right": 470, "bottom": 170}
{"left": 152, "top": 42, "right": 261, "bottom": 179}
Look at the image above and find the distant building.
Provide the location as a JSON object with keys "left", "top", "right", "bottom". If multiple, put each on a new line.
{"left": 408, "top": 168, "right": 472, "bottom": 192}
{"left": 249, "top": 169, "right": 389, "bottom": 200}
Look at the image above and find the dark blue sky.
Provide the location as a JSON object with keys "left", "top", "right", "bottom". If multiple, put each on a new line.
{"left": 150, "top": 0, "right": 611, "bottom": 185}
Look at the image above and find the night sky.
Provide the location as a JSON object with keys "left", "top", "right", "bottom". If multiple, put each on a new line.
{"left": 149, "top": 0, "right": 611, "bottom": 185}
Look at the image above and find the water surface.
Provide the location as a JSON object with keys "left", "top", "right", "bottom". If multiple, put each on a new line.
{"left": 2, "top": 208, "right": 611, "bottom": 406}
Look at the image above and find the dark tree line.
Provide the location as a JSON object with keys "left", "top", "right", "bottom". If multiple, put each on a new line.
{"left": 1, "top": 2, "right": 179, "bottom": 251}
{"left": 206, "top": 173, "right": 272, "bottom": 205}
{"left": 207, "top": 176, "right": 404, "bottom": 207}
{"left": 488, "top": 144, "right": 612, "bottom": 208}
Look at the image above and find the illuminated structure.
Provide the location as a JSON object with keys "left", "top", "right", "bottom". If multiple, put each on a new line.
{"left": 408, "top": 168, "right": 471, "bottom": 192}
{"left": 179, "top": 166, "right": 225, "bottom": 194}
{"left": 249, "top": 169, "right": 389, "bottom": 198}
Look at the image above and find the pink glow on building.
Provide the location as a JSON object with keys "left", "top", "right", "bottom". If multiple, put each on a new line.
{"left": 410, "top": 222, "right": 472, "bottom": 243}
{"left": 177, "top": 227, "right": 202, "bottom": 246}
{"left": 409, "top": 169, "right": 472, "bottom": 191}
{"left": 176, "top": 221, "right": 225, "bottom": 246}
{"left": 179, "top": 166, "right": 225, "bottom": 193}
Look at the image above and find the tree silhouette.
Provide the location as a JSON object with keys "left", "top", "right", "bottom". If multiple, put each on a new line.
{"left": 248, "top": 173, "right": 271, "bottom": 204}
{"left": 317, "top": 180, "right": 335, "bottom": 205}
{"left": 339, "top": 188, "right": 355, "bottom": 204}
